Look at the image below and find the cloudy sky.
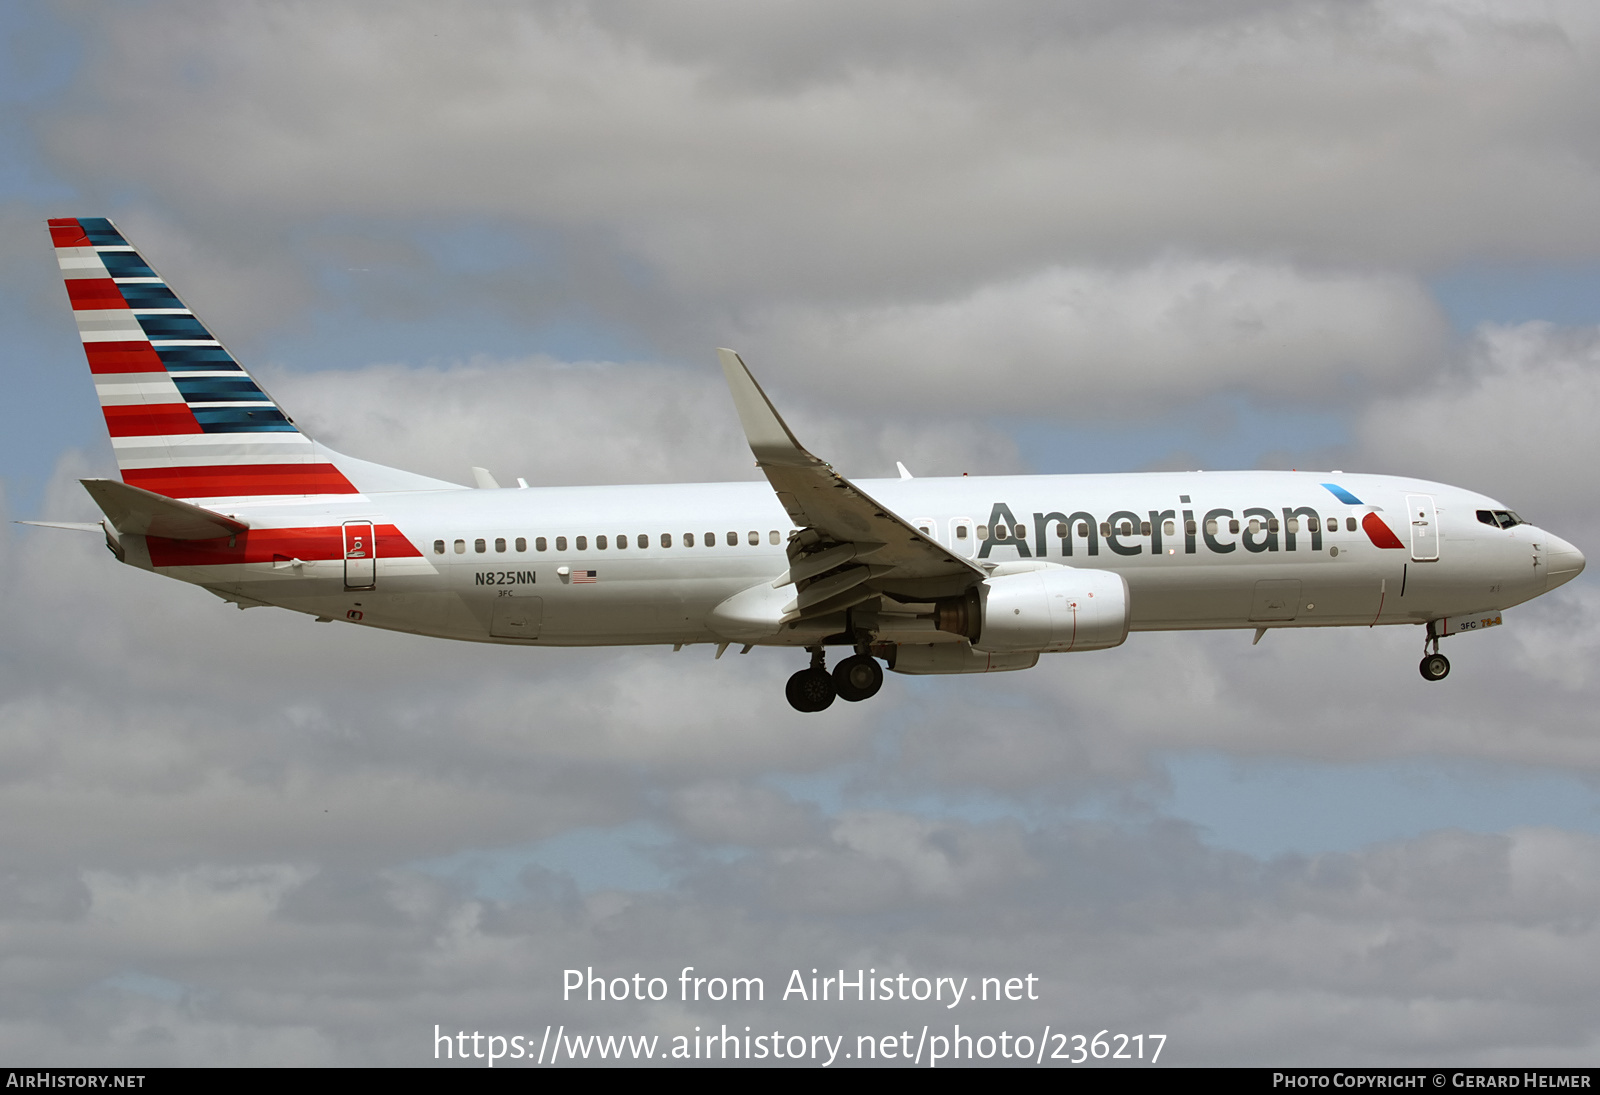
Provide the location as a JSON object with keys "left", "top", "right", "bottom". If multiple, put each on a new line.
{"left": 3, "top": 0, "right": 1599, "bottom": 1067}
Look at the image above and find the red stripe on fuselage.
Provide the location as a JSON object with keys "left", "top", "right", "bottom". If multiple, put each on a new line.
{"left": 146, "top": 524, "right": 422, "bottom": 567}
{"left": 123, "top": 463, "right": 358, "bottom": 499}
{"left": 84, "top": 341, "right": 167, "bottom": 374}
{"left": 65, "top": 278, "right": 125, "bottom": 309}
{"left": 1362, "top": 512, "right": 1406, "bottom": 549}
{"left": 48, "top": 219, "right": 90, "bottom": 247}
{"left": 102, "top": 404, "right": 203, "bottom": 437}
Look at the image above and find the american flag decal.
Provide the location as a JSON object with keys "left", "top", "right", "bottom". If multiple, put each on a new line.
{"left": 572, "top": 570, "right": 598, "bottom": 584}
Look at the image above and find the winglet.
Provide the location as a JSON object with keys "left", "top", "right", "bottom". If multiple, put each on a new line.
{"left": 716, "top": 349, "right": 822, "bottom": 469}
{"left": 80, "top": 478, "right": 250, "bottom": 540}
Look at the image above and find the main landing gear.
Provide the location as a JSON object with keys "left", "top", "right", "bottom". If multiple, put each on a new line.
{"left": 785, "top": 648, "right": 885, "bottom": 712}
{"left": 1419, "top": 629, "right": 1450, "bottom": 682}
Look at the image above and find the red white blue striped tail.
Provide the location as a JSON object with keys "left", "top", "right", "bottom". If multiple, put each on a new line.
{"left": 49, "top": 217, "right": 359, "bottom": 502}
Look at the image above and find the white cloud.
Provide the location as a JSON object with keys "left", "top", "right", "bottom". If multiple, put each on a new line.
{"left": 741, "top": 259, "right": 1448, "bottom": 414}
{"left": 1355, "top": 322, "right": 1600, "bottom": 537}
{"left": 260, "top": 355, "right": 1025, "bottom": 485}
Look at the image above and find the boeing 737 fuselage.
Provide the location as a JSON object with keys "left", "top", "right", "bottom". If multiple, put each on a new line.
{"left": 38, "top": 218, "right": 1586, "bottom": 711}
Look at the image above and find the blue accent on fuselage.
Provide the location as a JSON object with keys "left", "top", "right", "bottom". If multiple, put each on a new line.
{"left": 1321, "top": 482, "right": 1363, "bottom": 505}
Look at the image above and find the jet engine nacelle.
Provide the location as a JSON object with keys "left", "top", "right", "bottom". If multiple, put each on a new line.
{"left": 938, "top": 565, "right": 1130, "bottom": 654}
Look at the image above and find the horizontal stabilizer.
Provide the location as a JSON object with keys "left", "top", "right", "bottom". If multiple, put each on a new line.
{"left": 81, "top": 478, "right": 250, "bottom": 540}
{"left": 16, "top": 520, "right": 102, "bottom": 533}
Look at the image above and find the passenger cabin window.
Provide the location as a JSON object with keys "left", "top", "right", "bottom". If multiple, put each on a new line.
{"left": 994, "top": 525, "right": 1009, "bottom": 541}
{"left": 1268, "top": 518, "right": 1279, "bottom": 533}
{"left": 1307, "top": 518, "right": 1319, "bottom": 533}
{"left": 1119, "top": 521, "right": 1133, "bottom": 536}
{"left": 748, "top": 530, "right": 759, "bottom": 545}
{"left": 684, "top": 532, "right": 695, "bottom": 547}
{"left": 454, "top": 539, "right": 466, "bottom": 554}
{"left": 1164, "top": 520, "right": 1176, "bottom": 536}
{"left": 536, "top": 537, "right": 547, "bottom": 551}
{"left": 1248, "top": 519, "right": 1260, "bottom": 535}
{"left": 977, "top": 525, "right": 989, "bottom": 540}
{"left": 769, "top": 531, "right": 780, "bottom": 544}
{"left": 662, "top": 533, "right": 672, "bottom": 548}
{"left": 1346, "top": 517, "right": 1357, "bottom": 532}
{"left": 1229, "top": 520, "right": 1241, "bottom": 534}
{"left": 726, "top": 531, "right": 737, "bottom": 546}
{"left": 1055, "top": 522, "right": 1067, "bottom": 537}
{"left": 1286, "top": 519, "right": 1298, "bottom": 534}
{"left": 1140, "top": 521, "right": 1151, "bottom": 536}
{"left": 515, "top": 537, "right": 526, "bottom": 552}
{"left": 597, "top": 535, "right": 608, "bottom": 549}
{"left": 433, "top": 540, "right": 445, "bottom": 555}
{"left": 554, "top": 536, "right": 565, "bottom": 551}
{"left": 956, "top": 525, "right": 969, "bottom": 540}
{"left": 475, "top": 539, "right": 486, "bottom": 553}
{"left": 495, "top": 538, "right": 506, "bottom": 552}
{"left": 705, "top": 531, "right": 715, "bottom": 546}
{"left": 616, "top": 534, "right": 626, "bottom": 549}
{"left": 1185, "top": 520, "right": 1196, "bottom": 535}
{"left": 638, "top": 534, "right": 648, "bottom": 549}
{"left": 575, "top": 536, "right": 587, "bottom": 550}
{"left": 1099, "top": 523, "right": 1110, "bottom": 537}
{"left": 1205, "top": 519, "right": 1218, "bottom": 536}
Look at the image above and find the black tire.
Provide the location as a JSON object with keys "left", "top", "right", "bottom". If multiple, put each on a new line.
{"left": 786, "top": 667, "right": 837, "bottom": 712}
{"left": 833, "top": 654, "right": 884, "bottom": 702}
{"left": 1419, "top": 653, "right": 1450, "bottom": 681}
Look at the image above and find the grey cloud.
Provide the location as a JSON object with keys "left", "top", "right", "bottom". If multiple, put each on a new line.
{"left": 9, "top": 0, "right": 1600, "bottom": 1066}
{"left": 34, "top": 0, "right": 1600, "bottom": 324}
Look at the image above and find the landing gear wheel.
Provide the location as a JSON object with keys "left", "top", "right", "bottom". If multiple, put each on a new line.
{"left": 833, "top": 654, "right": 884, "bottom": 702}
{"left": 1419, "top": 653, "right": 1451, "bottom": 682}
{"left": 786, "top": 668, "right": 837, "bottom": 712}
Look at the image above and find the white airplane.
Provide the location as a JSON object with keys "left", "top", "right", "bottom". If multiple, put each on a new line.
{"left": 35, "top": 217, "right": 1587, "bottom": 712}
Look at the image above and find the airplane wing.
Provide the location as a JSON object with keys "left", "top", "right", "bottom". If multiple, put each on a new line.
{"left": 717, "top": 349, "right": 984, "bottom": 618}
{"left": 81, "top": 478, "right": 251, "bottom": 540}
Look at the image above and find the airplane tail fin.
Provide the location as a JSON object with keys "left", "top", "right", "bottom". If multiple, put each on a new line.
{"left": 48, "top": 217, "right": 460, "bottom": 502}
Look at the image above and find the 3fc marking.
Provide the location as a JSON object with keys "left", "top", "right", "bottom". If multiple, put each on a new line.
{"left": 475, "top": 571, "right": 536, "bottom": 586}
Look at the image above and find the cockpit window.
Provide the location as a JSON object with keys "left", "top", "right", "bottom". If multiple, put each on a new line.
{"left": 1476, "top": 509, "right": 1524, "bottom": 529}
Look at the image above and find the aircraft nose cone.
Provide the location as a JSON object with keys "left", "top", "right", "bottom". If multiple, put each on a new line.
{"left": 1545, "top": 533, "right": 1586, "bottom": 590}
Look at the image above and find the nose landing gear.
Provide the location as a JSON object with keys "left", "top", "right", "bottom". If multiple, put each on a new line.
{"left": 1419, "top": 627, "right": 1450, "bottom": 682}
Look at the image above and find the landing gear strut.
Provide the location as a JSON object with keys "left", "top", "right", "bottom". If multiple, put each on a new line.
{"left": 1419, "top": 629, "right": 1450, "bottom": 682}
{"left": 786, "top": 648, "right": 836, "bottom": 712}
